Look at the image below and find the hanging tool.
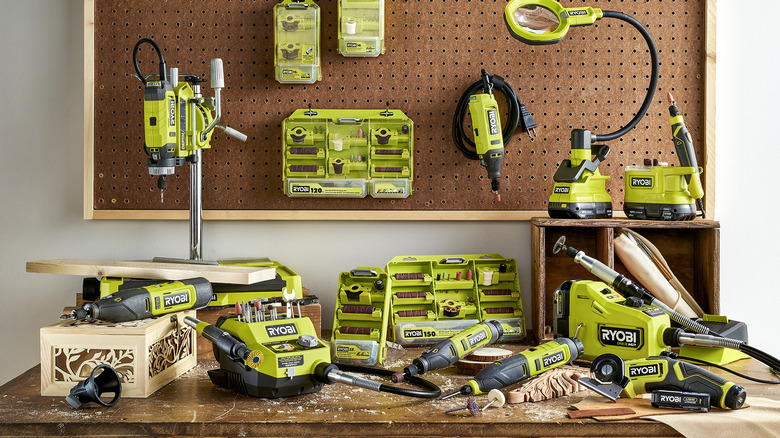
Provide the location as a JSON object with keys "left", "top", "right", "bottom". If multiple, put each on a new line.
{"left": 393, "top": 320, "right": 504, "bottom": 383}
{"left": 452, "top": 70, "right": 534, "bottom": 202}
{"left": 185, "top": 315, "right": 441, "bottom": 399}
{"left": 133, "top": 38, "right": 247, "bottom": 203}
{"left": 64, "top": 278, "right": 212, "bottom": 323}
{"left": 441, "top": 337, "right": 584, "bottom": 399}
{"left": 578, "top": 354, "right": 746, "bottom": 410}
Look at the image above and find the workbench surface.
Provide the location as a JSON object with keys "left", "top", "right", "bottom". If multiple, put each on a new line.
{"left": 1, "top": 343, "right": 777, "bottom": 437}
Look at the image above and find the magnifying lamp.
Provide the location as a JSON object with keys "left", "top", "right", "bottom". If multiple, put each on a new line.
{"left": 504, "top": 0, "right": 659, "bottom": 219}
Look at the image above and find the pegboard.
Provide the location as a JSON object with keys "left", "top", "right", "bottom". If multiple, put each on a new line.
{"left": 85, "top": 0, "right": 715, "bottom": 220}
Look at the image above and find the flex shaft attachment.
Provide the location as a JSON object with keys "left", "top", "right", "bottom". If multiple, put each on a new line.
{"left": 552, "top": 236, "right": 714, "bottom": 336}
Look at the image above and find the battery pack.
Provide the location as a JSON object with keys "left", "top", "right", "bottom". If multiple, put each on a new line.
{"left": 651, "top": 390, "right": 710, "bottom": 412}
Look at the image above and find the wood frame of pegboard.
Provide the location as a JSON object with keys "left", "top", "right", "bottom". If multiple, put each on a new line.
{"left": 83, "top": 0, "right": 717, "bottom": 221}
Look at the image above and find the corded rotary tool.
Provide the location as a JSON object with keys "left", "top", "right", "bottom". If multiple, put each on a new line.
{"left": 64, "top": 278, "right": 212, "bottom": 322}
{"left": 441, "top": 337, "right": 584, "bottom": 399}
{"left": 393, "top": 320, "right": 504, "bottom": 383}
{"left": 579, "top": 353, "right": 746, "bottom": 410}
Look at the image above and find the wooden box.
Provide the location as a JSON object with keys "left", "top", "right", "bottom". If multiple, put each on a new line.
{"left": 531, "top": 218, "right": 720, "bottom": 343}
{"left": 40, "top": 311, "right": 197, "bottom": 398}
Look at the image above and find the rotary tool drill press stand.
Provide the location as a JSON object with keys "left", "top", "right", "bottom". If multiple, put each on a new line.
{"left": 133, "top": 38, "right": 247, "bottom": 262}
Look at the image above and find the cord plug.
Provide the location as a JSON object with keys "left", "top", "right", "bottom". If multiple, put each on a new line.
{"left": 518, "top": 99, "right": 537, "bottom": 140}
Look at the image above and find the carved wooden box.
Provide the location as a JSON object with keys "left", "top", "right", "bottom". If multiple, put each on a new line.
{"left": 40, "top": 311, "right": 197, "bottom": 398}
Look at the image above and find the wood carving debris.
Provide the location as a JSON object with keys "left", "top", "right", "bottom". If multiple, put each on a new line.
{"left": 507, "top": 366, "right": 588, "bottom": 404}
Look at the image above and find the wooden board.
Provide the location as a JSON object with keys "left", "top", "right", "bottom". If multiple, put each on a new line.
{"left": 26, "top": 259, "right": 275, "bottom": 285}
{"left": 84, "top": 0, "right": 717, "bottom": 220}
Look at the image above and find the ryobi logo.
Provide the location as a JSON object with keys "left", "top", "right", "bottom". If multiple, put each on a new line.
{"left": 291, "top": 185, "right": 310, "bottom": 193}
{"left": 554, "top": 186, "right": 570, "bottom": 194}
{"left": 347, "top": 43, "right": 359, "bottom": 48}
{"left": 569, "top": 10, "right": 588, "bottom": 16}
{"left": 629, "top": 364, "right": 660, "bottom": 377}
{"left": 404, "top": 329, "right": 424, "bottom": 338}
{"left": 467, "top": 331, "right": 488, "bottom": 347}
{"left": 169, "top": 98, "right": 176, "bottom": 126}
{"left": 599, "top": 326, "right": 641, "bottom": 348}
{"left": 266, "top": 323, "right": 299, "bottom": 338}
{"left": 487, "top": 109, "right": 499, "bottom": 136}
{"left": 163, "top": 292, "right": 190, "bottom": 307}
{"left": 147, "top": 81, "right": 162, "bottom": 87}
{"left": 631, "top": 177, "right": 653, "bottom": 188}
{"left": 660, "top": 394, "right": 682, "bottom": 403}
{"left": 542, "top": 351, "right": 566, "bottom": 367}
{"left": 336, "top": 346, "right": 351, "bottom": 352}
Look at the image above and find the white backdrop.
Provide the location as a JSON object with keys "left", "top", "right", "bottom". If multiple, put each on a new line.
{"left": 0, "top": 0, "right": 776, "bottom": 386}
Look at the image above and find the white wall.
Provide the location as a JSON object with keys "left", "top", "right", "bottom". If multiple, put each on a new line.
{"left": 0, "top": 0, "right": 776, "bottom": 386}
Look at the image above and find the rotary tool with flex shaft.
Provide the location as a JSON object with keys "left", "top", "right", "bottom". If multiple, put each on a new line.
{"left": 393, "top": 320, "right": 504, "bottom": 383}
{"left": 579, "top": 354, "right": 746, "bottom": 410}
{"left": 185, "top": 314, "right": 441, "bottom": 399}
{"left": 65, "top": 278, "right": 212, "bottom": 322}
{"left": 441, "top": 337, "right": 584, "bottom": 399}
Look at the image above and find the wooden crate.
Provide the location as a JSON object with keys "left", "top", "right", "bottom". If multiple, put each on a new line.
{"left": 530, "top": 218, "right": 720, "bottom": 343}
{"left": 40, "top": 311, "right": 197, "bottom": 398}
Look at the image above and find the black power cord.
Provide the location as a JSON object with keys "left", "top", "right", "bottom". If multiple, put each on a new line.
{"left": 133, "top": 38, "right": 167, "bottom": 84}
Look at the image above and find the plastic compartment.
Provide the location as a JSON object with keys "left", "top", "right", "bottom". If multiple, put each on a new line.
{"left": 386, "top": 254, "right": 526, "bottom": 345}
{"left": 338, "top": 0, "right": 384, "bottom": 57}
{"left": 331, "top": 267, "right": 391, "bottom": 366}
{"left": 275, "top": 0, "right": 321, "bottom": 84}
{"left": 282, "top": 109, "right": 413, "bottom": 198}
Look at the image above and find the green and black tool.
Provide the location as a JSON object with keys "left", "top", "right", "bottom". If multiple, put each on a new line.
{"left": 579, "top": 354, "right": 746, "bottom": 410}
{"left": 65, "top": 278, "right": 212, "bottom": 322}
{"left": 622, "top": 92, "right": 705, "bottom": 221}
{"left": 453, "top": 70, "right": 532, "bottom": 202}
{"left": 440, "top": 337, "right": 584, "bottom": 399}
{"left": 393, "top": 320, "right": 504, "bottom": 382}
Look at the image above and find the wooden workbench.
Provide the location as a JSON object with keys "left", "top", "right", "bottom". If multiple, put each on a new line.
{"left": 0, "top": 343, "right": 777, "bottom": 437}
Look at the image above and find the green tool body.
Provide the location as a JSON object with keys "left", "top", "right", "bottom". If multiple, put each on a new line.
{"left": 468, "top": 91, "right": 505, "bottom": 200}
{"left": 443, "top": 337, "right": 584, "bottom": 398}
{"left": 581, "top": 354, "right": 746, "bottom": 410}
{"left": 396, "top": 320, "right": 503, "bottom": 382}
{"left": 554, "top": 279, "right": 671, "bottom": 361}
{"left": 669, "top": 93, "right": 705, "bottom": 215}
{"left": 68, "top": 278, "right": 212, "bottom": 322}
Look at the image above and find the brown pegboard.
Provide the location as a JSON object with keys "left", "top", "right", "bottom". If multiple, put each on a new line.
{"left": 90, "top": 0, "right": 710, "bottom": 215}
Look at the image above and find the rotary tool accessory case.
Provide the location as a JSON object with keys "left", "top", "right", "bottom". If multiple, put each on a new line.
{"left": 615, "top": 230, "right": 703, "bottom": 317}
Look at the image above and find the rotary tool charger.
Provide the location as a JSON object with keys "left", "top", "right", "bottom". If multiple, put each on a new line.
{"left": 67, "top": 278, "right": 212, "bottom": 322}
{"left": 441, "top": 337, "right": 584, "bottom": 399}
{"left": 185, "top": 316, "right": 441, "bottom": 399}
{"left": 394, "top": 320, "right": 504, "bottom": 383}
{"left": 452, "top": 70, "right": 530, "bottom": 202}
{"left": 580, "top": 354, "right": 746, "bottom": 410}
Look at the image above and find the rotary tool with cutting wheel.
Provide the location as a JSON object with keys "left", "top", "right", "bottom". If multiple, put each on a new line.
{"left": 579, "top": 353, "right": 746, "bottom": 410}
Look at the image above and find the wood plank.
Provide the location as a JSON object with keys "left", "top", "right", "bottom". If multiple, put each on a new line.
{"left": 89, "top": 209, "right": 548, "bottom": 221}
{"left": 568, "top": 407, "right": 636, "bottom": 419}
{"left": 26, "top": 259, "right": 275, "bottom": 285}
{"left": 83, "top": 0, "right": 94, "bottom": 220}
